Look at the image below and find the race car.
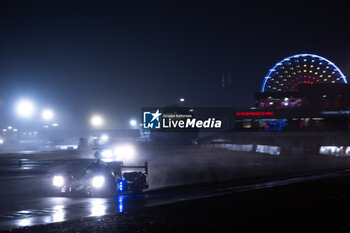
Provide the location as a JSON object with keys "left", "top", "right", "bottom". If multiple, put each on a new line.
{"left": 52, "top": 159, "right": 148, "bottom": 196}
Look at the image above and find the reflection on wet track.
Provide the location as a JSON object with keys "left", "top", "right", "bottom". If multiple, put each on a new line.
{"left": 1, "top": 197, "right": 116, "bottom": 229}
{"left": 0, "top": 194, "right": 151, "bottom": 230}
{"left": 0, "top": 169, "right": 349, "bottom": 231}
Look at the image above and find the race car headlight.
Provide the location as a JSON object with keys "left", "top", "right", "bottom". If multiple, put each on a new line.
{"left": 91, "top": 176, "right": 105, "bottom": 188}
{"left": 53, "top": 176, "right": 64, "bottom": 187}
{"left": 101, "top": 149, "right": 113, "bottom": 158}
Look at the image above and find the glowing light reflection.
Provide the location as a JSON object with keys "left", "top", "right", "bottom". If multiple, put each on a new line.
{"left": 53, "top": 205, "right": 65, "bottom": 222}
{"left": 90, "top": 199, "right": 107, "bottom": 217}
{"left": 117, "top": 195, "right": 125, "bottom": 213}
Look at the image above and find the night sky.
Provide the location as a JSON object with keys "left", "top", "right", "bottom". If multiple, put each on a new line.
{"left": 1, "top": 1, "right": 350, "bottom": 129}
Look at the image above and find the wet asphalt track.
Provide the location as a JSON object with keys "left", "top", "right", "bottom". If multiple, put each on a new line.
{"left": 0, "top": 169, "right": 349, "bottom": 231}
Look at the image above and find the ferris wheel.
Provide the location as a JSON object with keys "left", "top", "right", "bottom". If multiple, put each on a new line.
{"left": 261, "top": 54, "right": 347, "bottom": 92}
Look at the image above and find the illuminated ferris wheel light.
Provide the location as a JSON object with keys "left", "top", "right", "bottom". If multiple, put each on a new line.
{"left": 261, "top": 54, "right": 347, "bottom": 92}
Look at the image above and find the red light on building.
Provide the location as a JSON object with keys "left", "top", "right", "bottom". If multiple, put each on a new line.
{"left": 236, "top": 111, "right": 274, "bottom": 116}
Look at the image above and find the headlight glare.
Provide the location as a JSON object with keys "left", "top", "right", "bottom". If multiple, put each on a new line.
{"left": 53, "top": 175, "right": 64, "bottom": 187}
{"left": 91, "top": 176, "right": 105, "bottom": 188}
{"left": 101, "top": 149, "right": 113, "bottom": 158}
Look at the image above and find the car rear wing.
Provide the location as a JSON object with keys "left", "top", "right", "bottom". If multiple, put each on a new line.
{"left": 121, "top": 162, "right": 148, "bottom": 174}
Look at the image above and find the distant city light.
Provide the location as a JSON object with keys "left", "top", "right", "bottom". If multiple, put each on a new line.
{"left": 129, "top": 119, "right": 137, "bottom": 127}
{"left": 15, "top": 99, "right": 35, "bottom": 118}
{"left": 43, "top": 125, "right": 49, "bottom": 128}
{"left": 8, "top": 126, "right": 12, "bottom": 130}
{"left": 13, "top": 129, "right": 18, "bottom": 132}
{"left": 100, "top": 134, "right": 109, "bottom": 142}
{"left": 2, "top": 129, "right": 7, "bottom": 132}
{"left": 91, "top": 115, "right": 104, "bottom": 127}
{"left": 0, "top": 139, "right": 3, "bottom": 144}
{"left": 42, "top": 109, "right": 54, "bottom": 121}
{"left": 179, "top": 98, "right": 185, "bottom": 102}
{"left": 52, "top": 123, "right": 59, "bottom": 127}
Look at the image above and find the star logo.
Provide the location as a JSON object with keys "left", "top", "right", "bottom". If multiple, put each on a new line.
{"left": 143, "top": 109, "right": 162, "bottom": 129}
{"left": 151, "top": 109, "right": 162, "bottom": 122}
